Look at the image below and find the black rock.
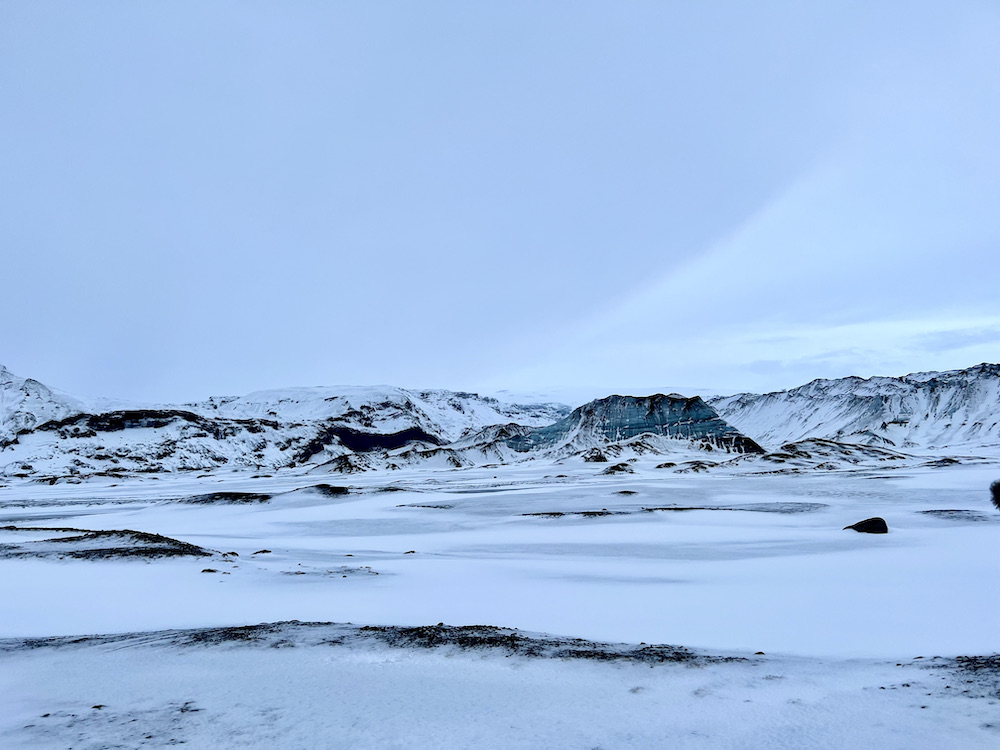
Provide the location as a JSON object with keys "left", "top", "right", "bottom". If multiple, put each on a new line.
{"left": 844, "top": 517, "right": 888, "bottom": 534}
{"left": 600, "top": 463, "right": 635, "bottom": 475}
{"left": 990, "top": 480, "right": 1000, "bottom": 511}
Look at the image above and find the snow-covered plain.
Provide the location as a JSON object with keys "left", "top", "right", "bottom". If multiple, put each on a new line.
{"left": 2, "top": 456, "right": 999, "bottom": 748}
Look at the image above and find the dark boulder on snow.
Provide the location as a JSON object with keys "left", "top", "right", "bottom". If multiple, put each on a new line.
{"left": 600, "top": 462, "right": 635, "bottom": 475}
{"left": 990, "top": 480, "right": 1000, "bottom": 511}
{"left": 844, "top": 517, "right": 889, "bottom": 534}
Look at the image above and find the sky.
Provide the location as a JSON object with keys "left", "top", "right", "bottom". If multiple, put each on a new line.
{"left": 2, "top": 1, "right": 999, "bottom": 404}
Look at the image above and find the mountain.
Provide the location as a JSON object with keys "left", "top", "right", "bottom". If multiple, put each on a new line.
{"left": 333, "top": 394, "right": 764, "bottom": 471}
{"left": 0, "top": 366, "right": 569, "bottom": 481}
{"left": 5, "top": 361, "right": 996, "bottom": 483}
{"left": 710, "top": 363, "right": 1000, "bottom": 454}
{"left": 0, "top": 365, "right": 94, "bottom": 448}
{"left": 502, "top": 393, "right": 763, "bottom": 457}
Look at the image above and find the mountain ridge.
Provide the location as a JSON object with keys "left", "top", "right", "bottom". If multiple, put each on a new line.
{"left": 3, "top": 362, "right": 998, "bottom": 482}
{"left": 710, "top": 362, "right": 1000, "bottom": 453}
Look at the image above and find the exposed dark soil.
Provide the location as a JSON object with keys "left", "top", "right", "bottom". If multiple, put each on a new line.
{"left": 0, "top": 621, "right": 741, "bottom": 665}
{"left": 305, "top": 484, "right": 350, "bottom": 497}
{"left": 933, "top": 654, "right": 1000, "bottom": 701}
{"left": 921, "top": 510, "right": 996, "bottom": 523}
{"left": 179, "top": 492, "right": 272, "bottom": 505}
{"left": 522, "top": 502, "right": 826, "bottom": 519}
{"left": 355, "top": 624, "right": 723, "bottom": 663}
{"left": 600, "top": 463, "right": 634, "bottom": 475}
{"left": 643, "top": 502, "right": 827, "bottom": 515}
{"left": 0, "top": 525, "right": 213, "bottom": 560}
{"left": 522, "top": 509, "right": 627, "bottom": 519}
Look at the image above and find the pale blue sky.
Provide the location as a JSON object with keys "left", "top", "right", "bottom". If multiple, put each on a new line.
{"left": 2, "top": 1, "right": 998, "bottom": 402}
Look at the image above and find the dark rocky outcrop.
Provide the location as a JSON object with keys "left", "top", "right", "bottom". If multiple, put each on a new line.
{"left": 179, "top": 492, "right": 272, "bottom": 505}
{"left": 0, "top": 621, "right": 742, "bottom": 666}
{"left": 844, "top": 517, "right": 889, "bottom": 534}
{"left": 306, "top": 484, "right": 351, "bottom": 497}
{"left": 292, "top": 423, "right": 443, "bottom": 464}
{"left": 505, "top": 394, "right": 764, "bottom": 455}
{"left": 921, "top": 510, "right": 994, "bottom": 523}
{"left": 36, "top": 409, "right": 279, "bottom": 440}
{"left": 600, "top": 462, "right": 635, "bottom": 475}
{"left": 0, "top": 526, "right": 212, "bottom": 559}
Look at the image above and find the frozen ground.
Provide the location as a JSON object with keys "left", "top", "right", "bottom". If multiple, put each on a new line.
{"left": 1, "top": 457, "right": 998, "bottom": 747}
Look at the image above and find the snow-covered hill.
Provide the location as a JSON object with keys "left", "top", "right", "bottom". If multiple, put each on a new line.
{"left": 710, "top": 363, "right": 1000, "bottom": 454}
{"left": 0, "top": 365, "right": 98, "bottom": 448}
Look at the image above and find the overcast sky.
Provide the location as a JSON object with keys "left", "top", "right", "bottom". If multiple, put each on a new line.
{"left": 2, "top": 1, "right": 999, "bottom": 403}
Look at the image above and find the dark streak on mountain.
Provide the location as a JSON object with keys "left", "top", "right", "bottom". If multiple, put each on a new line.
{"left": 292, "top": 423, "right": 444, "bottom": 464}
{"left": 35, "top": 410, "right": 281, "bottom": 440}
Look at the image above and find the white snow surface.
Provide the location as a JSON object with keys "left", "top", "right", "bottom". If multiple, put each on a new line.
{"left": 1, "top": 457, "right": 999, "bottom": 747}
{"left": 3, "top": 629, "right": 998, "bottom": 750}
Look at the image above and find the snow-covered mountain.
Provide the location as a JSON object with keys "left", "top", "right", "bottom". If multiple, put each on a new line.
{"left": 710, "top": 363, "right": 1000, "bottom": 454}
{"left": 504, "top": 394, "right": 763, "bottom": 456}
{"left": 5, "top": 361, "right": 997, "bottom": 482}
{"left": 0, "top": 366, "right": 569, "bottom": 480}
{"left": 1, "top": 365, "right": 96, "bottom": 447}
{"left": 371, "top": 395, "right": 764, "bottom": 471}
{"left": 193, "top": 385, "right": 568, "bottom": 443}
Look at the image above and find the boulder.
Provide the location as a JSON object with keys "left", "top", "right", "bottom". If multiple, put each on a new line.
{"left": 600, "top": 463, "right": 635, "bottom": 475}
{"left": 844, "top": 517, "right": 888, "bottom": 534}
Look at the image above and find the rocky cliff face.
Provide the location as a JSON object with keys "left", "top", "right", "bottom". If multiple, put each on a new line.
{"left": 505, "top": 394, "right": 764, "bottom": 455}
{"left": 710, "top": 363, "right": 1000, "bottom": 453}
